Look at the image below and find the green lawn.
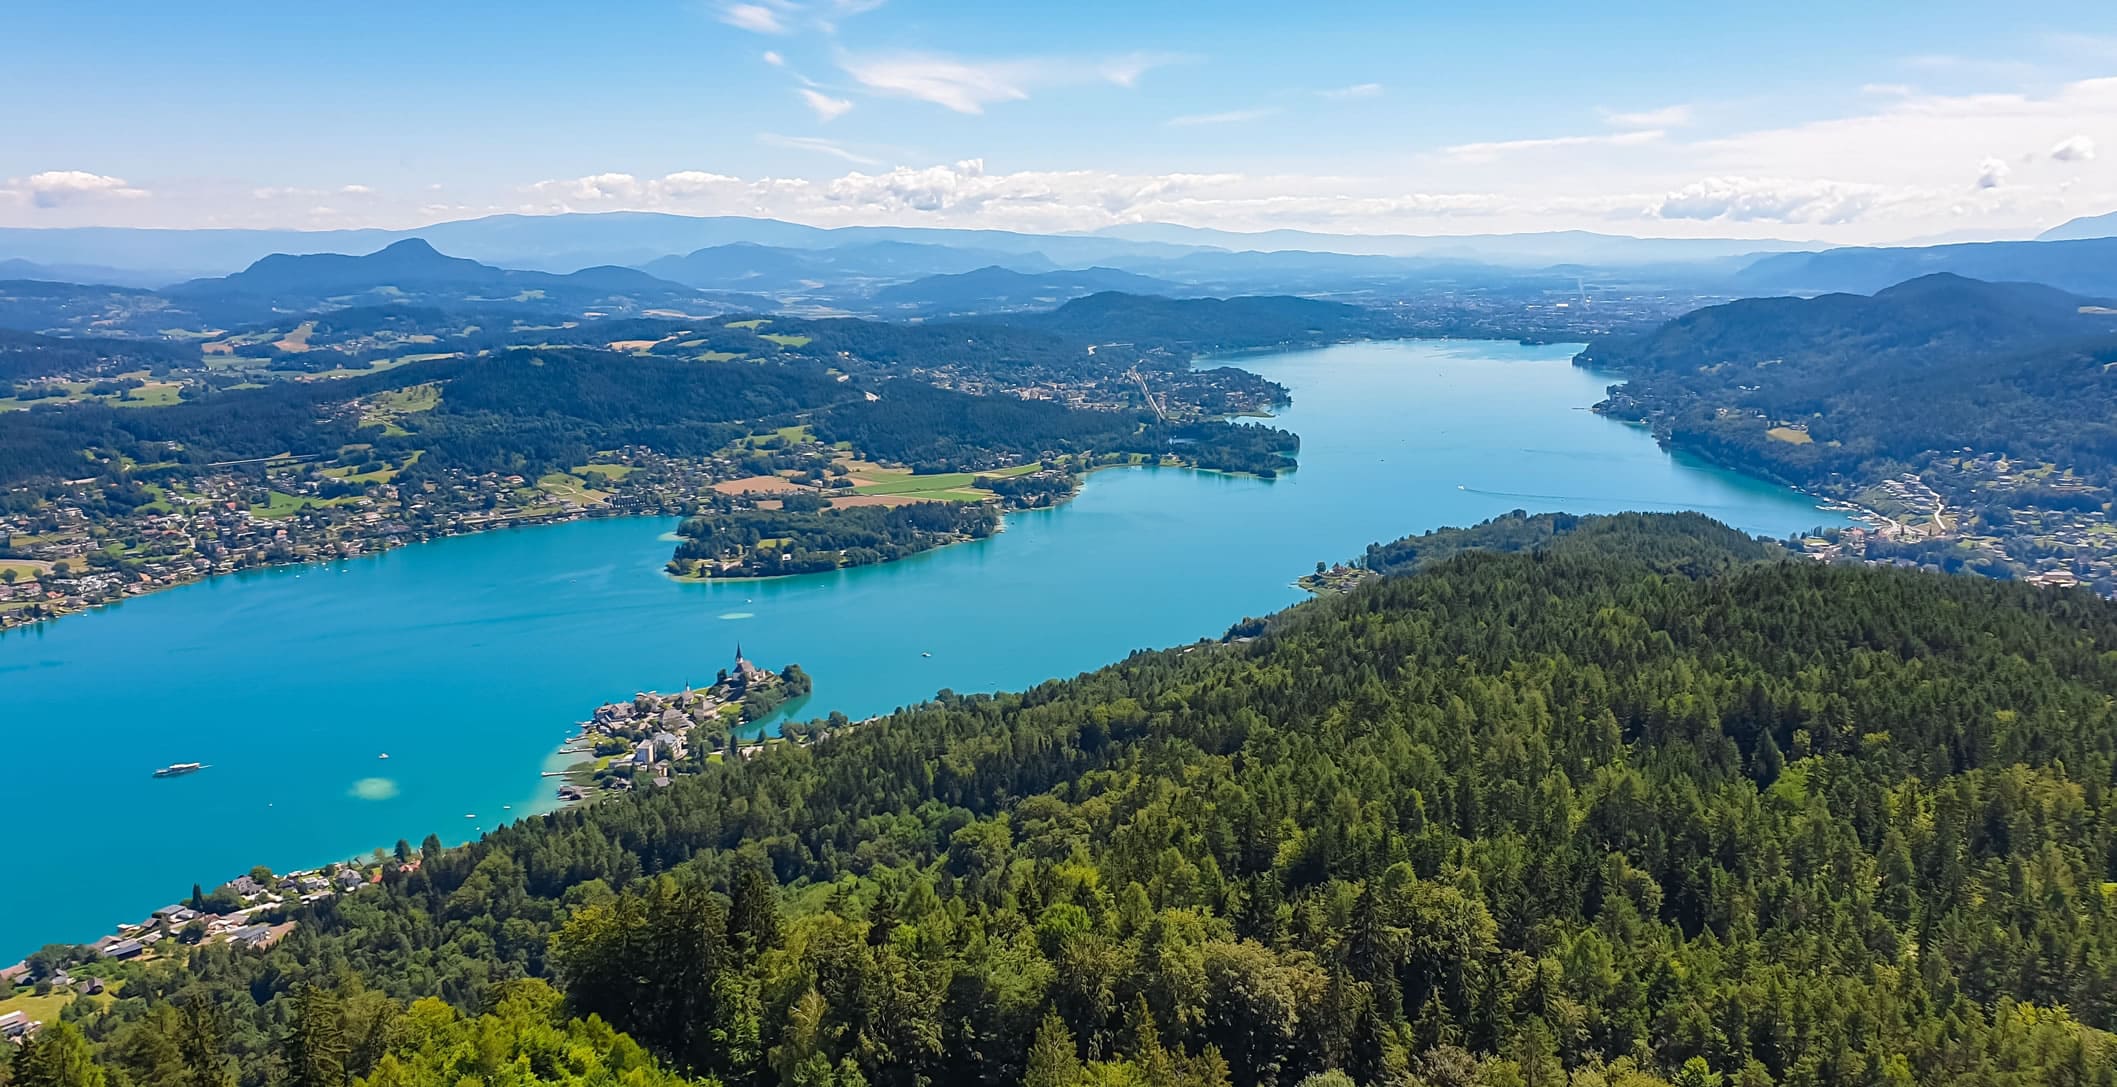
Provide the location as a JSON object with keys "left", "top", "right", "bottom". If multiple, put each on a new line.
{"left": 849, "top": 463, "right": 1038, "bottom": 499}
{"left": 725, "top": 319, "right": 770, "bottom": 330}
{"left": 572, "top": 462, "right": 635, "bottom": 480}
{"left": 249, "top": 491, "right": 311, "bottom": 519}
{"left": 759, "top": 333, "right": 811, "bottom": 348}
{"left": 114, "top": 382, "right": 184, "bottom": 408}
{"left": 536, "top": 473, "right": 610, "bottom": 504}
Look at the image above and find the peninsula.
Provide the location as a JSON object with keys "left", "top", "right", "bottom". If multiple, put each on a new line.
{"left": 550, "top": 647, "right": 813, "bottom": 801}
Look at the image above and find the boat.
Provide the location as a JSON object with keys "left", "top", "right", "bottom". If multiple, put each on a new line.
{"left": 922, "top": 651, "right": 932, "bottom": 658}
{"left": 152, "top": 762, "right": 204, "bottom": 779}
{"left": 377, "top": 752, "right": 390, "bottom": 759}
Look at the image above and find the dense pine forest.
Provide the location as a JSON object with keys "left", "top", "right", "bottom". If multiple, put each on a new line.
{"left": 22, "top": 512, "right": 2117, "bottom": 1086}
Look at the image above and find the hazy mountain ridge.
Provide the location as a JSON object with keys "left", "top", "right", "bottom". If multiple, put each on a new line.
{"left": 1735, "top": 235, "right": 2117, "bottom": 298}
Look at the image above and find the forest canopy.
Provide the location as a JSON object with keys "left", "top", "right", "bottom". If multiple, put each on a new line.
{"left": 32, "top": 512, "right": 2117, "bottom": 1087}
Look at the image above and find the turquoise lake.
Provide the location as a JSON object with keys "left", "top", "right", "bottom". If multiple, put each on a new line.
{"left": 0, "top": 340, "right": 1847, "bottom": 956}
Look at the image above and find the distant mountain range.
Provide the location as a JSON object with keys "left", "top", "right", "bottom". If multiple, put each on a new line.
{"left": 0, "top": 239, "right": 714, "bottom": 335}
{"left": 641, "top": 240, "right": 1056, "bottom": 292}
{"left": 1734, "top": 236, "right": 2117, "bottom": 298}
{"left": 0, "top": 210, "right": 1837, "bottom": 281}
{"left": 2039, "top": 210, "right": 2117, "bottom": 241}
{"left": 868, "top": 266, "right": 1185, "bottom": 315}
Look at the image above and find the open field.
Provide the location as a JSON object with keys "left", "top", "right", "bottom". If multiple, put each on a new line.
{"left": 714, "top": 475, "right": 810, "bottom": 495}
{"left": 847, "top": 462, "right": 1038, "bottom": 502}
{"left": 273, "top": 320, "right": 317, "bottom": 353}
{"left": 725, "top": 319, "right": 770, "bottom": 330}
{"left": 536, "top": 473, "right": 612, "bottom": 504}
{"left": 759, "top": 333, "right": 811, "bottom": 347}
{"left": 249, "top": 491, "right": 312, "bottom": 519}
{"left": 1765, "top": 426, "right": 1814, "bottom": 445}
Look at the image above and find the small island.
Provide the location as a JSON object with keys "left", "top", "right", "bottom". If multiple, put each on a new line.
{"left": 553, "top": 647, "right": 812, "bottom": 800}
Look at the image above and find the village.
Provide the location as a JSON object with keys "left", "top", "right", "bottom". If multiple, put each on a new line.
{"left": 551, "top": 648, "right": 813, "bottom": 802}
{"left": 0, "top": 855, "right": 411, "bottom": 1044}
{"left": 0, "top": 442, "right": 777, "bottom": 632}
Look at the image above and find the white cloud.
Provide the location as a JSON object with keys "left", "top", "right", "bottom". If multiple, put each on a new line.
{"left": 1651, "top": 176, "right": 1897, "bottom": 224}
{"left": 340, "top": 184, "right": 375, "bottom": 195}
{"left": 10, "top": 170, "right": 148, "bottom": 208}
{"left": 839, "top": 53, "right": 1032, "bottom": 113}
{"left": 1602, "top": 104, "right": 1692, "bottom": 129}
{"left": 837, "top": 50, "right": 1179, "bottom": 114}
{"left": 2052, "top": 135, "right": 2097, "bottom": 162}
{"left": 1318, "top": 82, "right": 1383, "bottom": 100}
{"left": 718, "top": 2, "right": 791, "bottom": 34}
{"left": 799, "top": 88, "right": 854, "bottom": 121}
{"left": 762, "top": 50, "right": 785, "bottom": 67}
{"left": 1443, "top": 128, "right": 1665, "bottom": 163}
{"left": 1167, "top": 107, "right": 1281, "bottom": 127}
{"left": 1975, "top": 156, "right": 2010, "bottom": 189}
{"left": 759, "top": 133, "right": 881, "bottom": 165}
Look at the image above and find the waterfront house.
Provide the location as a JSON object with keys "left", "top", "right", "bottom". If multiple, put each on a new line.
{"left": 100, "top": 938, "right": 144, "bottom": 960}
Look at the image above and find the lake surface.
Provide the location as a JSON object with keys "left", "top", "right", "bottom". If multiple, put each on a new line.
{"left": 0, "top": 340, "right": 1845, "bottom": 956}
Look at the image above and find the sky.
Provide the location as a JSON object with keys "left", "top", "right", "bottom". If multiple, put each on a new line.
{"left": 3, "top": 0, "right": 2115, "bottom": 243}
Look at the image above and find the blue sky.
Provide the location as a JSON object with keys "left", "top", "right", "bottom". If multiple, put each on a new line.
{"left": 3, "top": 0, "right": 2114, "bottom": 241}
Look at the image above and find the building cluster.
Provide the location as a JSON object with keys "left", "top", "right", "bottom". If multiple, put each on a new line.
{"left": 0, "top": 446, "right": 744, "bottom": 631}
{"left": 0, "top": 858, "right": 420, "bottom": 1042}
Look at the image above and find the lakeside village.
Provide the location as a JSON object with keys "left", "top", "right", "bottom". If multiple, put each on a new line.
{"left": 549, "top": 646, "right": 817, "bottom": 801}
{"left": 0, "top": 344, "right": 1278, "bottom": 633}
{"left": 0, "top": 648, "right": 822, "bottom": 1043}
{"left": 0, "top": 432, "right": 1066, "bottom": 633}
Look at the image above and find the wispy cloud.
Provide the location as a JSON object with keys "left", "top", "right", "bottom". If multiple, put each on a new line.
{"left": 799, "top": 88, "right": 854, "bottom": 121}
{"left": 758, "top": 133, "right": 881, "bottom": 165}
{"left": 1167, "top": 107, "right": 1282, "bottom": 127}
{"left": 1601, "top": 104, "right": 1691, "bottom": 129}
{"left": 1443, "top": 128, "right": 1665, "bottom": 163}
{"left": 762, "top": 50, "right": 785, "bottom": 67}
{"left": 1318, "top": 82, "right": 1383, "bottom": 100}
{"left": 717, "top": 2, "right": 793, "bottom": 34}
{"left": 837, "top": 50, "right": 1181, "bottom": 114}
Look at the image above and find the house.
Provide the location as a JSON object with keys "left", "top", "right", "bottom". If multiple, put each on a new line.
{"left": 0, "top": 1010, "right": 35, "bottom": 1040}
{"left": 226, "top": 875, "right": 265, "bottom": 898}
{"left": 335, "top": 869, "right": 364, "bottom": 892}
{"left": 100, "top": 938, "right": 144, "bottom": 960}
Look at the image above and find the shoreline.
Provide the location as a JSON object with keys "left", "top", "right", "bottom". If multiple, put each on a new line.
{"left": 0, "top": 337, "right": 1859, "bottom": 964}
{"left": 0, "top": 502, "right": 633, "bottom": 638}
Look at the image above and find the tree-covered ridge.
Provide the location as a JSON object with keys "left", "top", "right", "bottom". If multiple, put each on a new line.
{"left": 46, "top": 513, "right": 2117, "bottom": 1086}
{"left": 1576, "top": 273, "right": 2117, "bottom": 494}
{"left": 1356, "top": 510, "right": 1775, "bottom": 578}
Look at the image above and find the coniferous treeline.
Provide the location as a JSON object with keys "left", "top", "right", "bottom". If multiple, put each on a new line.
{"left": 32, "top": 512, "right": 2117, "bottom": 1086}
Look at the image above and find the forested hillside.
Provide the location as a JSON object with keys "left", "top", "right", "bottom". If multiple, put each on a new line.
{"left": 1579, "top": 274, "right": 2117, "bottom": 493}
{"left": 38, "top": 513, "right": 2117, "bottom": 1086}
